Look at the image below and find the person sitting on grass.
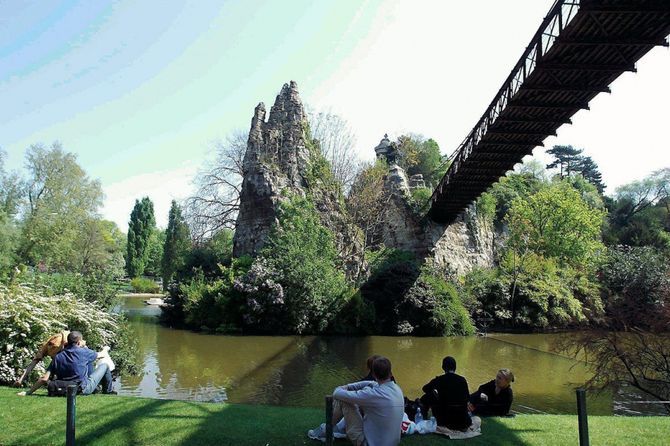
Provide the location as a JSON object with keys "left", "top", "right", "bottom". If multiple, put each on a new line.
{"left": 14, "top": 330, "right": 70, "bottom": 395}
{"left": 309, "top": 356, "right": 404, "bottom": 446}
{"left": 20, "top": 331, "right": 116, "bottom": 396}
{"left": 419, "top": 356, "right": 474, "bottom": 431}
{"left": 468, "top": 368, "right": 515, "bottom": 416}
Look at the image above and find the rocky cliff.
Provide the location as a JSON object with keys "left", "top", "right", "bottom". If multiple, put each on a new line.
{"left": 233, "top": 81, "right": 364, "bottom": 277}
{"left": 379, "top": 163, "right": 496, "bottom": 276}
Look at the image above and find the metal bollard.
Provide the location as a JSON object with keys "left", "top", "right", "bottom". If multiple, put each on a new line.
{"left": 325, "top": 395, "right": 333, "bottom": 446}
{"left": 576, "top": 388, "right": 589, "bottom": 446}
{"left": 66, "top": 385, "right": 77, "bottom": 446}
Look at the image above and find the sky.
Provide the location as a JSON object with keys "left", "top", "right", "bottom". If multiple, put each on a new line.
{"left": 1, "top": 0, "right": 669, "bottom": 230}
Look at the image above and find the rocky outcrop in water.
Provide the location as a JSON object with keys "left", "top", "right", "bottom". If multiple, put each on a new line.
{"left": 233, "top": 81, "right": 364, "bottom": 277}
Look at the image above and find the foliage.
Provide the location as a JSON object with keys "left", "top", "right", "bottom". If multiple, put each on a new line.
{"left": 474, "top": 191, "right": 496, "bottom": 224}
{"left": 409, "top": 187, "right": 432, "bottom": 215}
{"left": 306, "top": 108, "right": 360, "bottom": 192}
{"left": 598, "top": 246, "right": 670, "bottom": 329}
{"left": 395, "top": 134, "right": 446, "bottom": 187}
{"left": 130, "top": 277, "right": 161, "bottom": 294}
{"left": 236, "top": 197, "right": 348, "bottom": 334}
{"left": 0, "top": 283, "right": 140, "bottom": 384}
{"left": 303, "top": 128, "right": 342, "bottom": 198}
{"left": 464, "top": 257, "right": 601, "bottom": 329}
{"left": 546, "top": 145, "right": 606, "bottom": 193}
{"left": 605, "top": 168, "right": 670, "bottom": 249}
{"left": 484, "top": 171, "right": 544, "bottom": 224}
{"left": 126, "top": 197, "right": 156, "bottom": 277}
{"left": 162, "top": 201, "right": 191, "bottom": 287}
{"left": 161, "top": 256, "right": 252, "bottom": 332}
{"left": 347, "top": 159, "right": 389, "bottom": 250}
{"left": 180, "top": 229, "right": 234, "bottom": 280}
{"left": 506, "top": 181, "right": 605, "bottom": 267}
{"left": 360, "top": 251, "right": 473, "bottom": 335}
{"left": 27, "top": 268, "right": 122, "bottom": 310}
{"left": 144, "top": 229, "right": 165, "bottom": 278}
{"left": 19, "top": 143, "right": 105, "bottom": 271}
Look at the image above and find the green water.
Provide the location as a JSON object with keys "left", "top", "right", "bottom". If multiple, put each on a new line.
{"left": 117, "top": 295, "right": 614, "bottom": 414}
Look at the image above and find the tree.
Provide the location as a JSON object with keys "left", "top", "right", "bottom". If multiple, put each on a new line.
{"left": 144, "top": 229, "right": 165, "bottom": 278}
{"left": 546, "top": 145, "right": 583, "bottom": 177}
{"left": 235, "top": 196, "right": 348, "bottom": 334}
{"left": 162, "top": 200, "right": 191, "bottom": 287}
{"left": 577, "top": 156, "right": 606, "bottom": 193}
{"left": 506, "top": 181, "right": 605, "bottom": 267}
{"left": 396, "top": 134, "right": 446, "bottom": 187}
{"left": 19, "top": 143, "right": 104, "bottom": 271}
{"left": 0, "top": 150, "right": 23, "bottom": 275}
{"left": 503, "top": 181, "right": 605, "bottom": 326}
{"left": 185, "top": 130, "right": 246, "bottom": 243}
{"left": 347, "top": 160, "right": 390, "bottom": 252}
{"left": 126, "top": 197, "right": 156, "bottom": 277}
{"left": 307, "top": 108, "right": 361, "bottom": 192}
{"left": 605, "top": 168, "right": 670, "bottom": 248}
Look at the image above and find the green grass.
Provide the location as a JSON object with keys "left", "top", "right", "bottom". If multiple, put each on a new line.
{"left": 1, "top": 387, "right": 668, "bottom": 445}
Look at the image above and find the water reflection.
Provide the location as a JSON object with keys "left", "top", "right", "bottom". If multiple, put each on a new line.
{"left": 117, "top": 295, "right": 614, "bottom": 414}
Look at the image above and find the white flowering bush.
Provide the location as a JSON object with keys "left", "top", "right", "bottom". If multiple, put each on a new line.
{"left": 0, "top": 283, "right": 139, "bottom": 384}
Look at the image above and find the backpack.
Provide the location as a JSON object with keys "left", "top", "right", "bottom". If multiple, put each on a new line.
{"left": 47, "top": 379, "right": 80, "bottom": 397}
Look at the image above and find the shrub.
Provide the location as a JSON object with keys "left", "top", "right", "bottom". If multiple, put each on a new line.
{"left": 161, "top": 256, "right": 252, "bottom": 332}
{"left": 235, "top": 197, "right": 348, "bottom": 334}
{"left": 360, "top": 253, "right": 473, "bottom": 336}
{"left": 599, "top": 246, "right": 670, "bottom": 329}
{"left": 32, "top": 268, "right": 121, "bottom": 309}
{"left": 130, "top": 277, "right": 160, "bottom": 294}
{"left": 0, "top": 283, "right": 140, "bottom": 384}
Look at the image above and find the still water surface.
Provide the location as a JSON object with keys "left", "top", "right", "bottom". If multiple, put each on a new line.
{"left": 116, "top": 295, "right": 614, "bottom": 414}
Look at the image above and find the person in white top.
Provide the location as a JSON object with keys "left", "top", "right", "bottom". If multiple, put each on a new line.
{"left": 331, "top": 356, "right": 404, "bottom": 446}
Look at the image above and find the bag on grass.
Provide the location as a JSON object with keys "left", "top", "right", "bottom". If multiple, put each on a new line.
{"left": 47, "top": 379, "right": 79, "bottom": 397}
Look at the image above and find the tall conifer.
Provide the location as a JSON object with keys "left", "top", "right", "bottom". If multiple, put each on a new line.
{"left": 161, "top": 200, "right": 190, "bottom": 287}
{"left": 126, "top": 197, "right": 156, "bottom": 277}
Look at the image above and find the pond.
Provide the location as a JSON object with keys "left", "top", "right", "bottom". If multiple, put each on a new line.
{"left": 114, "top": 295, "right": 647, "bottom": 415}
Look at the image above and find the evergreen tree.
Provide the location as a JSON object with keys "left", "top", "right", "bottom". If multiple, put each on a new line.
{"left": 126, "top": 197, "right": 156, "bottom": 277}
{"left": 162, "top": 200, "right": 190, "bottom": 287}
{"left": 546, "top": 145, "right": 583, "bottom": 177}
{"left": 577, "top": 156, "right": 606, "bottom": 193}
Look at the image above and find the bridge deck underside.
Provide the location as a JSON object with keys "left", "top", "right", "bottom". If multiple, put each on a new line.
{"left": 429, "top": 0, "right": 670, "bottom": 224}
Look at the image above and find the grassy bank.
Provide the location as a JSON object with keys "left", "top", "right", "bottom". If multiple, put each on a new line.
{"left": 1, "top": 387, "right": 667, "bottom": 445}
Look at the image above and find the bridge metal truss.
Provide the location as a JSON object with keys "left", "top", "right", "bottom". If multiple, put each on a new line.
{"left": 428, "top": 0, "right": 670, "bottom": 224}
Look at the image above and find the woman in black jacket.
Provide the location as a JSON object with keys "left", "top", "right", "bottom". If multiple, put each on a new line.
{"left": 468, "top": 368, "right": 515, "bottom": 416}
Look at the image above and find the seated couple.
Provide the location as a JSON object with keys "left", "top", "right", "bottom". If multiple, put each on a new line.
{"left": 16, "top": 331, "right": 116, "bottom": 396}
{"left": 309, "top": 356, "right": 405, "bottom": 446}
{"left": 419, "top": 356, "right": 514, "bottom": 431}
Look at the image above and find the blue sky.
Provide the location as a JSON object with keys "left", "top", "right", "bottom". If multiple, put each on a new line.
{"left": 2, "top": 0, "right": 669, "bottom": 229}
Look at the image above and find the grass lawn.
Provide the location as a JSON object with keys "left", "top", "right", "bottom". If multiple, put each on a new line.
{"left": 1, "top": 387, "right": 667, "bottom": 445}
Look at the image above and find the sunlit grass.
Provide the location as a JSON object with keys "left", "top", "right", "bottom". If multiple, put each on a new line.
{"left": 1, "top": 387, "right": 667, "bottom": 445}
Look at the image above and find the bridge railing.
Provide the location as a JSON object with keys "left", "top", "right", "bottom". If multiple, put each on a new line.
{"left": 431, "top": 0, "right": 581, "bottom": 206}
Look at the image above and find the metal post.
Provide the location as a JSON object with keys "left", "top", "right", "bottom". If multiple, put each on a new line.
{"left": 325, "top": 395, "right": 333, "bottom": 446}
{"left": 66, "top": 385, "right": 77, "bottom": 446}
{"left": 576, "top": 388, "right": 589, "bottom": 446}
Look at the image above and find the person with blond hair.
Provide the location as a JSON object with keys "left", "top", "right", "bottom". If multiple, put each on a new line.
{"left": 468, "top": 369, "right": 515, "bottom": 416}
{"left": 14, "top": 330, "right": 70, "bottom": 394}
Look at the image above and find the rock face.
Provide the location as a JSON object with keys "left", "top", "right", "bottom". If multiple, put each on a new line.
{"left": 379, "top": 163, "right": 495, "bottom": 276}
{"left": 233, "top": 81, "right": 364, "bottom": 277}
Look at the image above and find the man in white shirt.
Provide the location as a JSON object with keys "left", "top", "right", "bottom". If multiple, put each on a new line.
{"left": 331, "top": 356, "right": 404, "bottom": 446}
